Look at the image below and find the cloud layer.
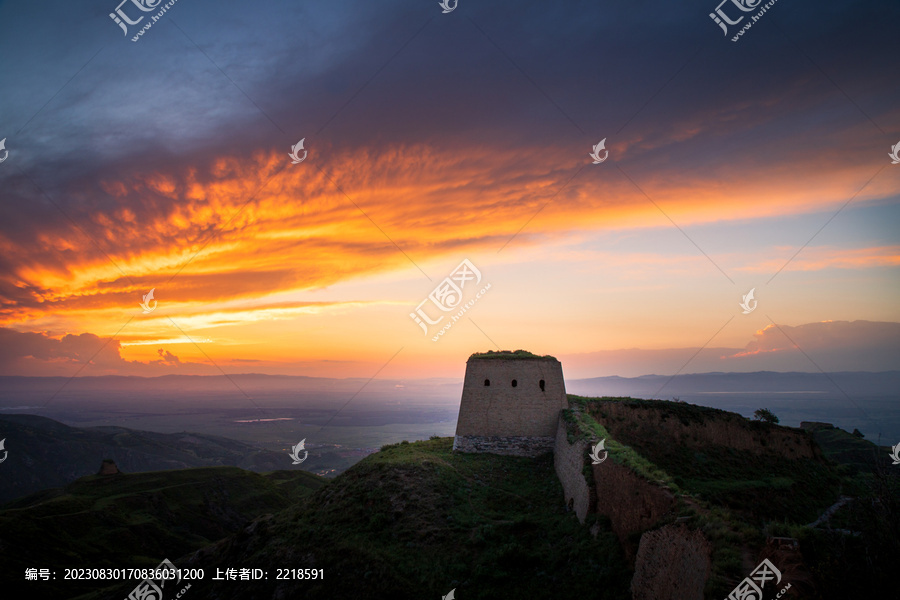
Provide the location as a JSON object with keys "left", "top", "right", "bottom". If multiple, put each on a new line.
{"left": 0, "top": 0, "right": 897, "bottom": 377}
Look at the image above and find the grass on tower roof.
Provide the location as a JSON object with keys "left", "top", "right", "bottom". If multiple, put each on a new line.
{"left": 468, "top": 349, "right": 557, "bottom": 360}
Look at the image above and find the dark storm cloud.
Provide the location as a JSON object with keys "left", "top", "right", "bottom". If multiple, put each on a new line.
{"left": 2, "top": 0, "right": 897, "bottom": 250}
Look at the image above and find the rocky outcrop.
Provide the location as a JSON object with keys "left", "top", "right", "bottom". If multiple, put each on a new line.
{"left": 631, "top": 524, "right": 711, "bottom": 600}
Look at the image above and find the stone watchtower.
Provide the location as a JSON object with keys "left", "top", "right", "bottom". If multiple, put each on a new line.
{"left": 453, "top": 350, "right": 568, "bottom": 456}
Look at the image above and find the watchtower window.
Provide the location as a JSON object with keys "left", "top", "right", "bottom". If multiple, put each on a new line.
{"left": 539, "top": 379, "right": 545, "bottom": 392}
{"left": 511, "top": 379, "right": 518, "bottom": 387}
{"left": 484, "top": 379, "right": 490, "bottom": 386}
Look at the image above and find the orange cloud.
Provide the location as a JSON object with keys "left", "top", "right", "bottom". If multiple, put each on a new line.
{"left": 1, "top": 132, "right": 896, "bottom": 375}
{"left": 730, "top": 320, "right": 900, "bottom": 360}
{"left": 739, "top": 245, "right": 900, "bottom": 273}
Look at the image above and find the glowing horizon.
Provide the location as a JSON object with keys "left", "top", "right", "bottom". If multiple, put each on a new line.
{"left": 1, "top": 0, "right": 898, "bottom": 380}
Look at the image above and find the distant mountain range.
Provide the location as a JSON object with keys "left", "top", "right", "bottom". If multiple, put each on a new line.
{"left": 1, "top": 370, "right": 896, "bottom": 397}
{"left": 0, "top": 414, "right": 295, "bottom": 504}
{"left": 566, "top": 370, "right": 900, "bottom": 397}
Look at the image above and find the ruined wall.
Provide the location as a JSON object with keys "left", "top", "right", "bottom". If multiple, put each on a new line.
{"left": 590, "top": 401, "right": 820, "bottom": 460}
{"left": 455, "top": 357, "right": 568, "bottom": 439}
{"left": 553, "top": 416, "right": 592, "bottom": 522}
{"left": 552, "top": 397, "right": 822, "bottom": 599}
{"left": 553, "top": 412, "right": 676, "bottom": 554}
{"left": 631, "top": 524, "right": 711, "bottom": 600}
{"left": 592, "top": 458, "right": 677, "bottom": 557}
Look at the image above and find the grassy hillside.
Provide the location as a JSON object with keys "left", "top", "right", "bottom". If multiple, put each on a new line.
{"left": 106, "top": 437, "right": 631, "bottom": 600}
{"left": 0, "top": 414, "right": 300, "bottom": 504}
{"left": 800, "top": 421, "right": 893, "bottom": 473}
{"left": 0, "top": 466, "right": 324, "bottom": 599}
{"left": 4, "top": 399, "right": 896, "bottom": 600}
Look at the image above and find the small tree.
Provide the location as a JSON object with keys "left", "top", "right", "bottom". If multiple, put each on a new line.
{"left": 753, "top": 408, "right": 779, "bottom": 424}
{"left": 852, "top": 428, "right": 865, "bottom": 438}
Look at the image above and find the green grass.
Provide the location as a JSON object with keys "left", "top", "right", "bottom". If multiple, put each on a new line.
{"left": 144, "top": 437, "right": 631, "bottom": 600}
{"left": 562, "top": 407, "right": 680, "bottom": 491}
{"left": 17, "top": 396, "right": 890, "bottom": 600}
{"left": 803, "top": 422, "right": 889, "bottom": 475}
{"left": 567, "top": 395, "right": 845, "bottom": 523}
{"left": 0, "top": 466, "right": 325, "bottom": 600}
{"left": 469, "top": 349, "right": 555, "bottom": 360}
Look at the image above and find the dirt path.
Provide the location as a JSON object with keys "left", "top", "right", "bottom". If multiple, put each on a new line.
{"left": 806, "top": 495, "right": 853, "bottom": 528}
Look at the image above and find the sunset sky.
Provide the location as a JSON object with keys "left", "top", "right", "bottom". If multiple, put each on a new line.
{"left": 0, "top": 0, "right": 898, "bottom": 380}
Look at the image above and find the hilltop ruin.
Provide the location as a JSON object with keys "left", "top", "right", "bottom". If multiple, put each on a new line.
{"left": 453, "top": 350, "right": 568, "bottom": 456}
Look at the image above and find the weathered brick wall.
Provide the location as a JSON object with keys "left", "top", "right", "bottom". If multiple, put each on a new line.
{"left": 592, "top": 459, "right": 677, "bottom": 557}
{"left": 631, "top": 524, "right": 711, "bottom": 600}
{"left": 553, "top": 416, "right": 592, "bottom": 523}
{"left": 453, "top": 435, "right": 555, "bottom": 457}
{"left": 553, "top": 412, "right": 676, "bottom": 558}
{"left": 455, "top": 357, "right": 568, "bottom": 438}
